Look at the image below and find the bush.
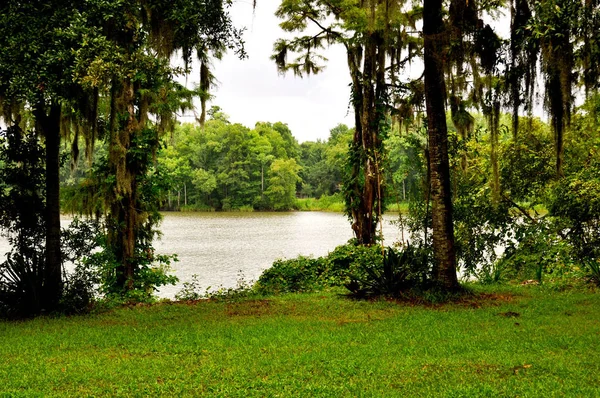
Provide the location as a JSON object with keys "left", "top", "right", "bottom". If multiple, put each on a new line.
{"left": 586, "top": 259, "right": 600, "bottom": 287}
{"left": 549, "top": 161, "right": 600, "bottom": 263}
{"left": 254, "top": 242, "right": 382, "bottom": 295}
{"left": 255, "top": 256, "right": 325, "bottom": 294}
{"left": 345, "top": 244, "right": 432, "bottom": 298}
{"left": 60, "top": 266, "right": 97, "bottom": 315}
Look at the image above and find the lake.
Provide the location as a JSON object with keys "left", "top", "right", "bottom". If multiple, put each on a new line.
{"left": 0, "top": 212, "right": 407, "bottom": 298}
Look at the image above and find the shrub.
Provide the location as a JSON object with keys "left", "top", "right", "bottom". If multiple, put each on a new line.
{"left": 345, "top": 244, "right": 432, "bottom": 298}
{"left": 549, "top": 161, "right": 600, "bottom": 263}
{"left": 255, "top": 242, "right": 383, "bottom": 295}
{"left": 587, "top": 259, "right": 600, "bottom": 287}
{"left": 255, "top": 256, "right": 325, "bottom": 294}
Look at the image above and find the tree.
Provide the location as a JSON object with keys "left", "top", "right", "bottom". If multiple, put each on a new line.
{"left": 423, "top": 0, "right": 459, "bottom": 290}
{"left": 0, "top": 127, "right": 48, "bottom": 316}
{"left": 0, "top": 0, "right": 98, "bottom": 311}
{"left": 266, "top": 158, "right": 302, "bottom": 210}
{"left": 272, "top": 0, "right": 419, "bottom": 244}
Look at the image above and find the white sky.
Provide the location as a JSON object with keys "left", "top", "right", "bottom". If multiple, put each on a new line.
{"left": 179, "top": 0, "right": 355, "bottom": 143}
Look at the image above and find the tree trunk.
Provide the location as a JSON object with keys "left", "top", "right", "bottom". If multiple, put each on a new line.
{"left": 423, "top": 0, "right": 460, "bottom": 290}
{"left": 345, "top": 29, "right": 386, "bottom": 246}
{"left": 108, "top": 79, "right": 138, "bottom": 291}
{"left": 36, "top": 102, "right": 63, "bottom": 311}
{"left": 489, "top": 98, "right": 501, "bottom": 204}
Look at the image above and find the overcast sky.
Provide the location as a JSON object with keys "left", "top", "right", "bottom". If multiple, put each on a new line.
{"left": 179, "top": 0, "right": 355, "bottom": 143}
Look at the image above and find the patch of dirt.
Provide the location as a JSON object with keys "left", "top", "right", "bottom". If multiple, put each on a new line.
{"left": 225, "top": 299, "right": 273, "bottom": 317}
{"left": 383, "top": 292, "right": 516, "bottom": 309}
{"left": 497, "top": 311, "right": 521, "bottom": 318}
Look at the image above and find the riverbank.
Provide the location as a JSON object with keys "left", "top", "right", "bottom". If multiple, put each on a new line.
{"left": 1, "top": 285, "right": 598, "bottom": 396}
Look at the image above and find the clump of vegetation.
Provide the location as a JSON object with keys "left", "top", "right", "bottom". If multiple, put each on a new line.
{"left": 175, "top": 273, "right": 256, "bottom": 302}
{"left": 255, "top": 242, "right": 439, "bottom": 299}
{"left": 296, "top": 193, "right": 345, "bottom": 212}
{"left": 345, "top": 245, "right": 432, "bottom": 298}
{"left": 254, "top": 242, "right": 382, "bottom": 295}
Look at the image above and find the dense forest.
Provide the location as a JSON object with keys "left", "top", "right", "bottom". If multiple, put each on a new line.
{"left": 0, "top": 0, "right": 599, "bottom": 317}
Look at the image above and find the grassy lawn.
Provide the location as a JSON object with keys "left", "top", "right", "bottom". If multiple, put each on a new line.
{"left": 0, "top": 285, "right": 598, "bottom": 397}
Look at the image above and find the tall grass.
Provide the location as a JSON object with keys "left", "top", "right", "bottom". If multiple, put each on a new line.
{"left": 296, "top": 194, "right": 345, "bottom": 212}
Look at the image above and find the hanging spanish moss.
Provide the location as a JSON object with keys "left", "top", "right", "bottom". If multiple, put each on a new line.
{"left": 534, "top": 0, "right": 577, "bottom": 176}
{"left": 581, "top": 0, "right": 600, "bottom": 97}
{"left": 508, "top": 0, "right": 537, "bottom": 139}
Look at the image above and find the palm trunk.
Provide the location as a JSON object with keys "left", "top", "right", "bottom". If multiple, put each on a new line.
{"left": 423, "top": 0, "right": 459, "bottom": 290}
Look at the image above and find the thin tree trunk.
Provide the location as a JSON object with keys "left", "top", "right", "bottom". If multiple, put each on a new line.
{"left": 423, "top": 0, "right": 460, "bottom": 290}
{"left": 360, "top": 31, "right": 378, "bottom": 246}
{"left": 488, "top": 92, "right": 501, "bottom": 204}
{"left": 345, "top": 28, "right": 385, "bottom": 246}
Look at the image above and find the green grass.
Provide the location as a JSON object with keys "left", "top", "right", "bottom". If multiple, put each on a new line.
{"left": 1, "top": 285, "right": 599, "bottom": 397}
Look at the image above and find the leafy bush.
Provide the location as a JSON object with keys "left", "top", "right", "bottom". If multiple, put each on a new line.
{"left": 586, "top": 260, "right": 600, "bottom": 287}
{"left": 254, "top": 242, "right": 382, "bottom": 295}
{"left": 60, "top": 266, "right": 97, "bottom": 315}
{"left": 549, "top": 160, "right": 600, "bottom": 263}
{"left": 175, "top": 275, "right": 204, "bottom": 301}
{"left": 497, "top": 221, "right": 574, "bottom": 284}
{"left": 345, "top": 244, "right": 432, "bottom": 298}
{"left": 255, "top": 256, "right": 325, "bottom": 294}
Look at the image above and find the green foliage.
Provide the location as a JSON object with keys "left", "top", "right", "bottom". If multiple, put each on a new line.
{"left": 549, "top": 159, "right": 600, "bottom": 262}
{"left": 500, "top": 122, "right": 555, "bottom": 202}
{"left": 587, "top": 260, "right": 600, "bottom": 287}
{"left": 83, "top": 230, "right": 178, "bottom": 305}
{"left": 296, "top": 193, "right": 345, "bottom": 212}
{"left": 150, "top": 119, "right": 303, "bottom": 211}
{"left": 175, "top": 273, "right": 256, "bottom": 302}
{"left": 174, "top": 274, "right": 204, "bottom": 301}
{"left": 497, "top": 221, "right": 570, "bottom": 284}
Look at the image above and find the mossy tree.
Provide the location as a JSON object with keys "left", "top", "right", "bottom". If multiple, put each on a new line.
{"left": 72, "top": 0, "right": 244, "bottom": 292}
{"left": 272, "top": 0, "right": 421, "bottom": 245}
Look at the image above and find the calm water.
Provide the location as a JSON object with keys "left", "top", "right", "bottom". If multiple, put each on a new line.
{"left": 0, "top": 212, "right": 405, "bottom": 298}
